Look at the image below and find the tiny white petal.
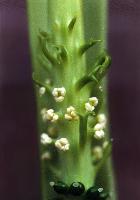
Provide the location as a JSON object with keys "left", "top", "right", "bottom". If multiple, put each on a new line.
{"left": 65, "top": 114, "right": 72, "bottom": 120}
{"left": 55, "top": 96, "right": 64, "bottom": 102}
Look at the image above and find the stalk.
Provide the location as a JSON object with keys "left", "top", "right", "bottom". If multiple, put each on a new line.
{"left": 27, "top": 1, "right": 117, "bottom": 200}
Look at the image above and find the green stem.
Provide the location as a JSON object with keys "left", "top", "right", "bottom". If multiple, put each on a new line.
{"left": 27, "top": 0, "right": 117, "bottom": 200}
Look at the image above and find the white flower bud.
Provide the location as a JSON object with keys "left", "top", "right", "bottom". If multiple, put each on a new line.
{"left": 39, "top": 87, "right": 46, "bottom": 96}
{"left": 41, "top": 109, "right": 59, "bottom": 122}
{"left": 94, "top": 123, "right": 105, "bottom": 131}
{"left": 89, "top": 97, "right": 98, "bottom": 106}
{"left": 52, "top": 87, "right": 66, "bottom": 102}
{"left": 92, "top": 146, "right": 103, "bottom": 160}
{"left": 40, "top": 133, "right": 53, "bottom": 144}
{"left": 94, "top": 130, "right": 105, "bottom": 140}
{"left": 65, "top": 106, "right": 78, "bottom": 121}
{"left": 85, "top": 97, "right": 98, "bottom": 112}
{"left": 97, "top": 113, "right": 107, "bottom": 124}
{"left": 55, "top": 138, "right": 70, "bottom": 151}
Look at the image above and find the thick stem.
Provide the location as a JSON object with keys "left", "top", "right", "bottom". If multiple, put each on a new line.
{"left": 27, "top": 1, "right": 117, "bottom": 200}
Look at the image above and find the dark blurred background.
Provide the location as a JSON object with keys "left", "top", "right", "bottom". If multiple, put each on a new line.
{"left": 0, "top": 0, "right": 140, "bottom": 199}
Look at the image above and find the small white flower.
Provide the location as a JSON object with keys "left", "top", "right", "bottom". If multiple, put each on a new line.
{"left": 65, "top": 106, "right": 79, "bottom": 121}
{"left": 94, "top": 123, "right": 105, "bottom": 131}
{"left": 94, "top": 130, "right": 105, "bottom": 139}
{"left": 41, "top": 109, "right": 59, "bottom": 122}
{"left": 92, "top": 146, "right": 103, "bottom": 160}
{"left": 41, "top": 152, "right": 51, "bottom": 160}
{"left": 85, "top": 97, "right": 98, "bottom": 112}
{"left": 55, "top": 138, "right": 70, "bottom": 151}
{"left": 39, "top": 87, "right": 46, "bottom": 96}
{"left": 40, "top": 133, "right": 53, "bottom": 144}
{"left": 97, "top": 113, "right": 107, "bottom": 124}
{"left": 52, "top": 87, "right": 66, "bottom": 102}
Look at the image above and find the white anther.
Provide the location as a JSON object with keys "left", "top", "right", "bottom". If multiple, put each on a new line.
{"left": 40, "top": 133, "right": 53, "bottom": 144}
{"left": 55, "top": 138, "right": 70, "bottom": 151}
{"left": 65, "top": 106, "right": 78, "bottom": 121}
{"left": 92, "top": 146, "right": 103, "bottom": 160}
{"left": 39, "top": 87, "right": 46, "bottom": 96}
{"left": 94, "top": 130, "right": 105, "bottom": 140}
{"left": 52, "top": 87, "right": 66, "bottom": 102}
{"left": 85, "top": 97, "right": 98, "bottom": 112}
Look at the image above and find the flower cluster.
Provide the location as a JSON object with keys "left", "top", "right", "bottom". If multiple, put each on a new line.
{"left": 65, "top": 106, "right": 79, "bottom": 121}
{"left": 94, "top": 113, "right": 107, "bottom": 139}
{"left": 55, "top": 138, "right": 70, "bottom": 151}
{"left": 52, "top": 87, "right": 66, "bottom": 102}
{"left": 41, "top": 108, "right": 59, "bottom": 122}
{"left": 85, "top": 97, "right": 98, "bottom": 112}
{"left": 41, "top": 133, "right": 53, "bottom": 144}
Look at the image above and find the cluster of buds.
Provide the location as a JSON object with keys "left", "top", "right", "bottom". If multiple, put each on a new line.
{"left": 41, "top": 108, "right": 59, "bottom": 122}
{"left": 65, "top": 106, "right": 79, "bottom": 121}
{"left": 85, "top": 97, "right": 98, "bottom": 112}
{"left": 52, "top": 87, "right": 66, "bottom": 102}
{"left": 55, "top": 138, "right": 70, "bottom": 151}
{"left": 94, "top": 113, "right": 107, "bottom": 139}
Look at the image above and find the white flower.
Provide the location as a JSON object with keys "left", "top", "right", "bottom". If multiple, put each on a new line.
{"left": 52, "top": 87, "right": 66, "bottom": 102}
{"left": 94, "top": 130, "right": 105, "bottom": 140}
{"left": 85, "top": 97, "right": 98, "bottom": 112}
{"left": 41, "top": 109, "right": 59, "bottom": 122}
{"left": 39, "top": 87, "right": 46, "bottom": 96}
{"left": 65, "top": 106, "right": 79, "bottom": 121}
{"left": 40, "top": 133, "right": 53, "bottom": 144}
{"left": 97, "top": 113, "right": 107, "bottom": 124}
{"left": 94, "top": 123, "right": 105, "bottom": 131}
{"left": 55, "top": 138, "right": 70, "bottom": 151}
{"left": 92, "top": 146, "right": 103, "bottom": 160}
